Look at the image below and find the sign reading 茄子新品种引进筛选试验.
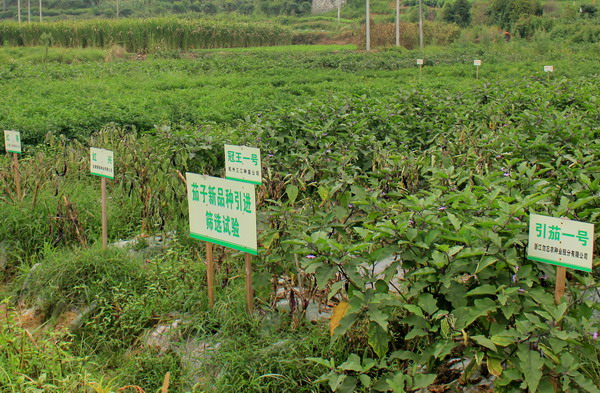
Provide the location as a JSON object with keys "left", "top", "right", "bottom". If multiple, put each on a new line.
{"left": 544, "top": 66, "right": 554, "bottom": 72}
{"left": 186, "top": 173, "right": 257, "bottom": 255}
{"left": 4, "top": 130, "right": 22, "bottom": 154}
{"left": 527, "top": 214, "right": 595, "bottom": 272}
{"left": 90, "top": 147, "right": 114, "bottom": 179}
{"left": 417, "top": 59, "right": 424, "bottom": 65}
{"left": 224, "top": 144, "right": 262, "bottom": 185}
{"left": 474, "top": 60, "right": 481, "bottom": 66}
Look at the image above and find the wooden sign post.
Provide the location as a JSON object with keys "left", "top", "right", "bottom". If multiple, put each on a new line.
{"left": 474, "top": 60, "right": 481, "bottom": 79}
{"left": 206, "top": 242, "right": 215, "bottom": 307}
{"left": 245, "top": 253, "right": 254, "bottom": 313}
{"left": 90, "top": 147, "right": 115, "bottom": 249}
{"left": 4, "top": 130, "right": 22, "bottom": 200}
{"left": 417, "top": 58, "right": 423, "bottom": 74}
{"left": 186, "top": 173, "right": 258, "bottom": 312}
{"left": 528, "top": 214, "right": 594, "bottom": 306}
{"left": 544, "top": 65, "right": 554, "bottom": 81}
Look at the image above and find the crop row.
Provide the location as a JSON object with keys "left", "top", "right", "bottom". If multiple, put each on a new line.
{"left": 0, "top": 18, "right": 293, "bottom": 52}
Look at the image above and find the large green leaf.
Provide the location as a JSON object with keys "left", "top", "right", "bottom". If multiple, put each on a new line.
{"left": 368, "top": 322, "right": 390, "bottom": 358}
{"left": 517, "top": 345, "right": 544, "bottom": 393}
{"left": 412, "top": 374, "right": 437, "bottom": 389}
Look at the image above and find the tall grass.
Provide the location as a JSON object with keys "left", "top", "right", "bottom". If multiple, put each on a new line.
{"left": 356, "top": 21, "right": 461, "bottom": 49}
{"left": 0, "top": 18, "right": 293, "bottom": 52}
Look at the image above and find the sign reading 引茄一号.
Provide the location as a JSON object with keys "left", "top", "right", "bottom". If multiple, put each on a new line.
{"left": 528, "top": 214, "right": 594, "bottom": 272}
{"left": 4, "top": 130, "right": 22, "bottom": 154}
{"left": 90, "top": 147, "right": 114, "bottom": 179}
{"left": 186, "top": 173, "right": 257, "bottom": 255}
{"left": 224, "top": 144, "right": 262, "bottom": 185}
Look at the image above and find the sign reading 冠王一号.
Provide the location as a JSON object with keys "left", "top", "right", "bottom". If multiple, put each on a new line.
{"left": 474, "top": 60, "right": 482, "bottom": 66}
{"left": 4, "top": 130, "right": 22, "bottom": 154}
{"left": 416, "top": 59, "right": 424, "bottom": 65}
{"left": 527, "top": 214, "right": 594, "bottom": 272}
{"left": 186, "top": 173, "right": 257, "bottom": 255}
{"left": 224, "top": 144, "right": 262, "bottom": 185}
{"left": 90, "top": 147, "right": 114, "bottom": 179}
{"left": 544, "top": 66, "right": 554, "bottom": 72}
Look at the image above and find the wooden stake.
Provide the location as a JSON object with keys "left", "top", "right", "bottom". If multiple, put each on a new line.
{"left": 476, "top": 66, "right": 479, "bottom": 80}
{"left": 13, "top": 153, "right": 21, "bottom": 200}
{"left": 554, "top": 266, "right": 566, "bottom": 305}
{"left": 245, "top": 253, "right": 253, "bottom": 313}
{"left": 419, "top": 64, "right": 422, "bottom": 74}
{"left": 206, "top": 242, "right": 214, "bottom": 307}
{"left": 161, "top": 372, "right": 170, "bottom": 393}
{"left": 101, "top": 177, "right": 107, "bottom": 248}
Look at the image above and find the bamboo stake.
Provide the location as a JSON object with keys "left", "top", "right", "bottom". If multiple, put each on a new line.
{"left": 245, "top": 253, "right": 253, "bottom": 313}
{"left": 101, "top": 177, "right": 107, "bottom": 248}
{"left": 206, "top": 242, "right": 214, "bottom": 307}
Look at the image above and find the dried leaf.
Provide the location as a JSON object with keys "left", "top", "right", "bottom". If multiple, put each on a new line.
{"left": 330, "top": 301, "right": 349, "bottom": 336}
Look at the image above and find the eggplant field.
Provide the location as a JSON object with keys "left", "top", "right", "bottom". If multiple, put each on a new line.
{"left": 0, "top": 16, "right": 599, "bottom": 393}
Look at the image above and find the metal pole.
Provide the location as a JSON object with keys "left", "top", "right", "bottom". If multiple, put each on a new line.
{"left": 395, "top": 0, "right": 400, "bottom": 47}
{"left": 27, "top": 0, "right": 30, "bottom": 23}
{"left": 116, "top": 0, "right": 119, "bottom": 18}
{"left": 39, "top": 0, "right": 42, "bottom": 22}
{"left": 337, "top": 0, "right": 341, "bottom": 24}
{"left": 17, "top": 0, "right": 21, "bottom": 23}
{"left": 365, "top": 0, "right": 370, "bottom": 51}
{"left": 418, "top": 0, "right": 423, "bottom": 49}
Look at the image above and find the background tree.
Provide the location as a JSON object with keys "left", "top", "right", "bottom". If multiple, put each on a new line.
{"left": 441, "top": 0, "right": 471, "bottom": 27}
{"left": 487, "top": 0, "right": 543, "bottom": 30}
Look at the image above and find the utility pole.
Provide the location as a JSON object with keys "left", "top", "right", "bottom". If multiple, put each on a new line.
{"left": 365, "top": 0, "right": 370, "bottom": 50}
{"left": 27, "top": 0, "right": 31, "bottom": 23}
{"left": 395, "top": 0, "right": 400, "bottom": 46}
{"left": 418, "top": 0, "right": 423, "bottom": 49}
{"left": 39, "top": 0, "right": 42, "bottom": 22}
{"left": 337, "top": 0, "right": 341, "bottom": 24}
{"left": 116, "top": 0, "right": 119, "bottom": 18}
{"left": 18, "top": 0, "right": 21, "bottom": 23}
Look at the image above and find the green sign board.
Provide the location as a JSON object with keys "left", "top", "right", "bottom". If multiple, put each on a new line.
{"left": 4, "top": 130, "right": 21, "bottom": 154}
{"left": 186, "top": 173, "right": 257, "bottom": 255}
{"left": 90, "top": 147, "right": 114, "bottom": 179}
{"left": 224, "top": 144, "right": 262, "bottom": 185}
{"left": 528, "top": 214, "right": 594, "bottom": 272}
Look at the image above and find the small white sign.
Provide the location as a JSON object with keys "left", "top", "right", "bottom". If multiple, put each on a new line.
{"left": 90, "top": 147, "right": 114, "bottom": 179}
{"left": 224, "top": 144, "right": 262, "bottom": 185}
{"left": 4, "top": 130, "right": 22, "bottom": 154}
{"left": 474, "top": 60, "right": 482, "bottom": 66}
{"left": 417, "top": 59, "right": 424, "bottom": 65}
{"left": 528, "top": 214, "right": 594, "bottom": 272}
{"left": 544, "top": 66, "right": 554, "bottom": 72}
{"left": 187, "top": 173, "right": 257, "bottom": 255}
